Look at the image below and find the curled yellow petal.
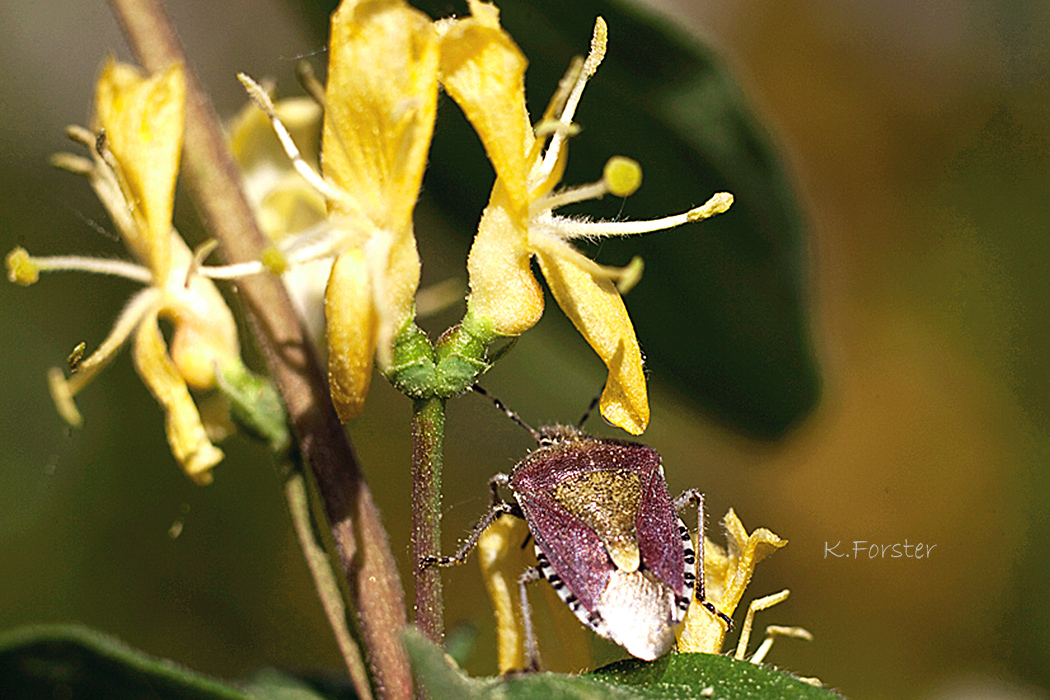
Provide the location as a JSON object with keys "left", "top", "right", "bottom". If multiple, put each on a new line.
{"left": 532, "top": 239, "right": 648, "bottom": 434}
{"left": 326, "top": 248, "right": 377, "bottom": 422}
{"left": 94, "top": 59, "right": 185, "bottom": 281}
{"left": 132, "top": 310, "right": 223, "bottom": 485}
{"left": 161, "top": 241, "right": 241, "bottom": 391}
{"left": 439, "top": 1, "right": 532, "bottom": 208}
{"left": 466, "top": 184, "right": 544, "bottom": 336}
{"left": 322, "top": 0, "right": 439, "bottom": 232}
{"left": 677, "top": 509, "right": 788, "bottom": 654}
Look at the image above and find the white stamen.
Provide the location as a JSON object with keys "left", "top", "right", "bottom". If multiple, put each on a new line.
{"left": 62, "top": 286, "right": 163, "bottom": 397}
{"left": 539, "top": 191, "right": 733, "bottom": 240}
{"left": 238, "top": 73, "right": 360, "bottom": 214}
{"left": 195, "top": 260, "right": 266, "bottom": 279}
{"left": 749, "top": 625, "right": 814, "bottom": 665}
{"left": 25, "top": 255, "right": 153, "bottom": 284}
{"left": 530, "top": 229, "right": 639, "bottom": 288}
{"left": 533, "top": 18, "right": 609, "bottom": 188}
{"left": 733, "top": 588, "right": 791, "bottom": 661}
{"left": 531, "top": 180, "right": 607, "bottom": 216}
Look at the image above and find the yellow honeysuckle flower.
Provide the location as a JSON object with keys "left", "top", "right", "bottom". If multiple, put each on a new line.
{"left": 237, "top": 0, "right": 439, "bottom": 422}
{"left": 5, "top": 59, "right": 241, "bottom": 485}
{"left": 676, "top": 508, "right": 788, "bottom": 654}
{"left": 437, "top": 1, "right": 733, "bottom": 435}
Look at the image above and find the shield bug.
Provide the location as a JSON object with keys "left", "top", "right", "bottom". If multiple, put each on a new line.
{"left": 424, "top": 386, "right": 731, "bottom": 669}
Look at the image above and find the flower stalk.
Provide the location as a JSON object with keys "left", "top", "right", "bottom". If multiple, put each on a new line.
{"left": 411, "top": 396, "right": 447, "bottom": 643}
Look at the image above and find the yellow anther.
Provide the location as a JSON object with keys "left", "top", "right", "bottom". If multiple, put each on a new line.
{"left": 687, "top": 191, "right": 734, "bottom": 221}
{"left": 6, "top": 247, "right": 39, "bottom": 285}
{"left": 603, "top": 156, "right": 642, "bottom": 198}
{"left": 615, "top": 256, "right": 644, "bottom": 295}
{"left": 261, "top": 246, "right": 288, "bottom": 275}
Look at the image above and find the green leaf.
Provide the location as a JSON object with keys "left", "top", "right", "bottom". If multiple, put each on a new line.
{"left": 594, "top": 654, "right": 844, "bottom": 699}
{"left": 240, "top": 668, "right": 338, "bottom": 700}
{"left": 0, "top": 624, "right": 257, "bottom": 699}
{"left": 411, "top": 0, "right": 818, "bottom": 438}
{"left": 405, "top": 628, "right": 843, "bottom": 700}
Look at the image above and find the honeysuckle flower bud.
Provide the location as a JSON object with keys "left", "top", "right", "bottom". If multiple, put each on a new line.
{"left": 237, "top": 0, "right": 439, "bottom": 421}
{"left": 438, "top": 2, "right": 733, "bottom": 434}
{"left": 676, "top": 508, "right": 788, "bottom": 654}
{"left": 6, "top": 59, "right": 243, "bottom": 485}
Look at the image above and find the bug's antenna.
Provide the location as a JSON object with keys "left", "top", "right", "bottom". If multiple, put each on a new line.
{"left": 576, "top": 387, "right": 602, "bottom": 429}
{"left": 472, "top": 385, "right": 542, "bottom": 443}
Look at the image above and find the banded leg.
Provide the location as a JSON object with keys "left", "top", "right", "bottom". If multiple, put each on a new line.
{"left": 420, "top": 473, "right": 521, "bottom": 569}
{"left": 674, "top": 489, "right": 733, "bottom": 629}
{"left": 517, "top": 566, "right": 543, "bottom": 671}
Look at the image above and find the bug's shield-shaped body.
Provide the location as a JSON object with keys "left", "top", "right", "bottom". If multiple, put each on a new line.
{"left": 512, "top": 426, "right": 693, "bottom": 660}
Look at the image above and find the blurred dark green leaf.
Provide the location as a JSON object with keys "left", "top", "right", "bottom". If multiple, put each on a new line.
{"left": 405, "top": 628, "right": 842, "bottom": 699}
{"left": 0, "top": 625, "right": 331, "bottom": 700}
{"left": 408, "top": 0, "right": 818, "bottom": 438}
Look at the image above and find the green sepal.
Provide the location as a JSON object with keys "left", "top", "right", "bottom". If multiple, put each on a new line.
{"left": 216, "top": 359, "right": 290, "bottom": 454}
{"left": 387, "top": 312, "right": 501, "bottom": 399}
{"left": 387, "top": 320, "right": 437, "bottom": 398}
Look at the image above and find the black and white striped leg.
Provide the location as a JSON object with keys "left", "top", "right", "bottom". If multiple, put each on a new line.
{"left": 674, "top": 489, "right": 733, "bottom": 629}
{"left": 517, "top": 566, "right": 543, "bottom": 672}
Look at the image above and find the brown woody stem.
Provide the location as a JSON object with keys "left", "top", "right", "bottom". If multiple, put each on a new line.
{"left": 105, "top": 1, "right": 412, "bottom": 698}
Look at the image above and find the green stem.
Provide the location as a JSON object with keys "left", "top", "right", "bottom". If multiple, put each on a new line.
{"left": 412, "top": 396, "right": 446, "bottom": 643}
{"left": 284, "top": 472, "right": 373, "bottom": 700}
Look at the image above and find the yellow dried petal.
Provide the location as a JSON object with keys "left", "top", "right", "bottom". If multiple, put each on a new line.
{"left": 132, "top": 310, "right": 223, "bottom": 485}
{"left": 322, "top": 0, "right": 439, "bottom": 232}
{"left": 439, "top": 2, "right": 532, "bottom": 209}
{"left": 533, "top": 241, "right": 648, "bottom": 434}
{"left": 478, "top": 514, "right": 530, "bottom": 674}
{"left": 676, "top": 509, "right": 788, "bottom": 654}
{"left": 326, "top": 248, "right": 377, "bottom": 421}
{"left": 466, "top": 183, "right": 544, "bottom": 336}
{"left": 94, "top": 59, "right": 185, "bottom": 280}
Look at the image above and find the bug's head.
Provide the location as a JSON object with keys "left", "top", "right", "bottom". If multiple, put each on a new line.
{"left": 536, "top": 424, "right": 586, "bottom": 446}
